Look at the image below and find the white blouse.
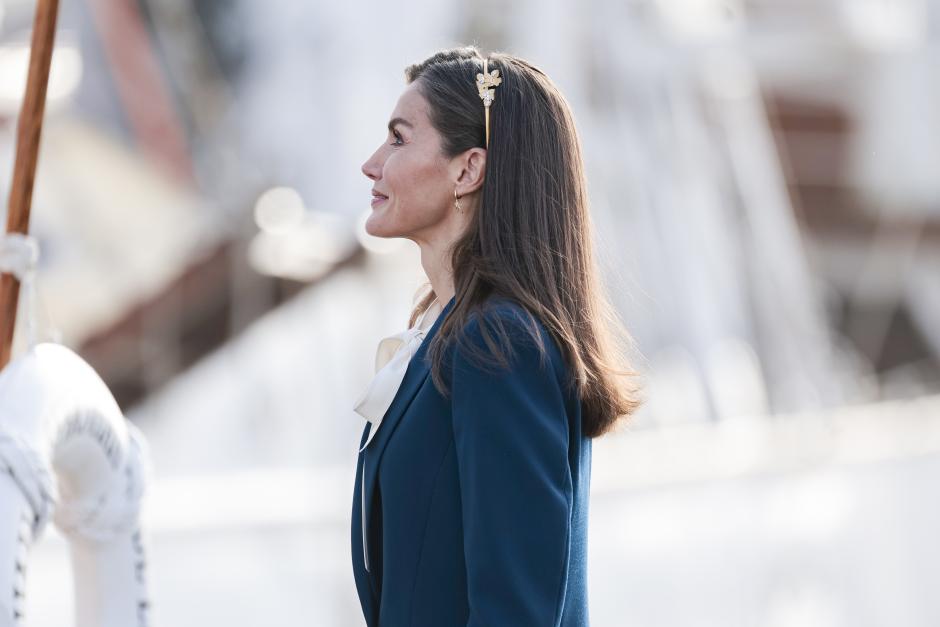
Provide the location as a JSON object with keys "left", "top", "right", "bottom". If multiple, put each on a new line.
{"left": 353, "top": 298, "right": 444, "bottom": 451}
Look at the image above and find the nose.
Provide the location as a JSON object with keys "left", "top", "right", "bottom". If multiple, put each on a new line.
{"left": 361, "top": 147, "right": 382, "bottom": 181}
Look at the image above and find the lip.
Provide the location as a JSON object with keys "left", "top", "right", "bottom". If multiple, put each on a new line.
{"left": 371, "top": 191, "right": 388, "bottom": 207}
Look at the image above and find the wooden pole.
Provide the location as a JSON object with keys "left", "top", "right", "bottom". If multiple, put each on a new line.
{"left": 0, "top": 0, "right": 60, "bottom": 369}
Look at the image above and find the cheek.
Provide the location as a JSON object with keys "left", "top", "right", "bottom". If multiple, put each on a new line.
{"left": 387, "top": 152, "right": 443, "bottom": 193}
{"left": 385, "top": 153, "right": 449, "bottom": 218}
{"left": 366, "top": 153, "right": 446, "bottom": 238}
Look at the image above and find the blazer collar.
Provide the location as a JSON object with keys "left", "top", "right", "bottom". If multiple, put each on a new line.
{"left": 360, "top": 295, "right": 455, "bottom": 571}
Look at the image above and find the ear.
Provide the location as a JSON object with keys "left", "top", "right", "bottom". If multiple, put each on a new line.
{"left": 449, "top": 147, "right": 487, "bottom": 196}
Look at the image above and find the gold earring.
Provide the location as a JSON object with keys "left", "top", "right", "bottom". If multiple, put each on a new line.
{"left": 454, "top": 187, "right": 462, "bottom": 213}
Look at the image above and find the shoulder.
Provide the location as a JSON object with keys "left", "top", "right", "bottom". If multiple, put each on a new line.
{"left": 453, "top": 296, "right": 564, "bottom": 382}
{"left": 465, "top": 296, "right": 539, "bottom": 337}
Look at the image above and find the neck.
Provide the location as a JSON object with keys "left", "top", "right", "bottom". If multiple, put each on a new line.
{"left": 414, "top": 199, "right": 475, "bottom": 304}
{"left": 419, "top": 242, "right": 455, "bottom": 304}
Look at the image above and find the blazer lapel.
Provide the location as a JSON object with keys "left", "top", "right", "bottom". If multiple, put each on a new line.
{"left": 360, "top": 296, "right": 454, "bottom": 574}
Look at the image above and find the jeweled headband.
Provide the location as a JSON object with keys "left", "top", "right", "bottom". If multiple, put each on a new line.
{"left": 475, "top": 59, "right": 502, "bottom": 148}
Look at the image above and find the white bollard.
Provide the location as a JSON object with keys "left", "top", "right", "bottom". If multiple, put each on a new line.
{"left": 0, "top": 342, "right": 151, "bottom": 627}
{"left": 0, "top": 469, "right": 36, "bottom": 626}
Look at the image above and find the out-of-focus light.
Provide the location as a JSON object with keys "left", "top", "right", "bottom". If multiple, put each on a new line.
{"left": 704, "top": 338, "right": 769, "bottom": 418}
{"left": 841, "top": 0, "right": 927, "bottom": 51}
{"left": 641, "top": 346, "right": 711, "bottom": 424}
{"left": 254, "top": 186, "right": 305, "bottom": 234}
{"left": 0, "top": 43, "right": 83, "bottom": 115}
{"left": 655, "top": 0, "right": 744, "bottom": 40}
{"left": 248, "top": 231, "right": 333, "bottom": 282}
{"left": 764, "top": 475, "right": 852, "bottom": 543}
{"left": 701, "top": 53, "right": 756, "bottom": 101}
{"left": 763, "top": 582, "right": 840, "bottom": 627}
{"left": 248, "top": 209, "right": 357, "bottom": 282}
{"left": 355, "top": 209, "right": 408, "bottom": 254}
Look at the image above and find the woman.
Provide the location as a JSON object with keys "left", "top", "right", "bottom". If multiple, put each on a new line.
{"left": 352, "top": 46, "right": 642, "bottom": 627}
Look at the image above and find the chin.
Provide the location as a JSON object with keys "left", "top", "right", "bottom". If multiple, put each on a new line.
{"left": 365, "top": 210, "right": 405, "bottom": 239}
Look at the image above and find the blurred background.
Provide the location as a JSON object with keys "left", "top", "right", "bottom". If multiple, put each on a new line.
{"left": 2, "top": 0, "right": 940, "bottom": 624}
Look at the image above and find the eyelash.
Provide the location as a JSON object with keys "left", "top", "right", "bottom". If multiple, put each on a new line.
{"left": 390, "top": 131, "right": 404, "bottom": 146}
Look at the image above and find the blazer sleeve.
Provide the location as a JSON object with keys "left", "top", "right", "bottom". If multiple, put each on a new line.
{"left": 451, "top": 306, "right": 573, "bottom": 627}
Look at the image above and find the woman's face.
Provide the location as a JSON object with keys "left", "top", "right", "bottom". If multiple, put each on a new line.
{"left": 361, "top": 82, "right": 457, "bottom": 242}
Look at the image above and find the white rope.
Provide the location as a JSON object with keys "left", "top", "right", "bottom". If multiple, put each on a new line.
{"left": 54, "top": 423, "right": 151, "bottom": 544}
{"left": 0, "top": 429, "right": 56, "bottom": 542}
{"left": 0, "top": 233, "right": 40, "bottom": 349}
{"left": 0, "top": 233, "right": 37, "bottom": 280}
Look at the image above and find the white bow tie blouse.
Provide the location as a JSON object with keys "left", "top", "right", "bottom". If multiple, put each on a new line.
{"left": 353, "top": 298, "right": 444, "bottom": 451}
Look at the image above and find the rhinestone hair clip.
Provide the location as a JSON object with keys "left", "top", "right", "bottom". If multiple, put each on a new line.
{"left": 476, "top": 59, "right": 502, "bottom": 148}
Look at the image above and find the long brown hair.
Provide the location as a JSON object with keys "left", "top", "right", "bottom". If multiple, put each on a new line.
{"left": 404, "top": 46, "right": 642, "bottom": 438}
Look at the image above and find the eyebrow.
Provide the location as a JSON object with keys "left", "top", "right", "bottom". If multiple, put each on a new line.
{"left": 387, "top": 117, "right": 413, "bottom": 132}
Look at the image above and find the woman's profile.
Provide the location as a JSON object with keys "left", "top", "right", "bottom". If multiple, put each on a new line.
{"left": 352, "top": 45, "right": 642, "bottom": 627}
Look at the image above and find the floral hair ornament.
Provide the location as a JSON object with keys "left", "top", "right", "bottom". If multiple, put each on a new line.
{"left": 476, "top": 59, "right": 502, "bottom": 148}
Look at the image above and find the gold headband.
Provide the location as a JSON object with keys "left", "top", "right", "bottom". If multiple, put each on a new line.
{"left": 476, "top": 59, "right": 502, "bottom": 148}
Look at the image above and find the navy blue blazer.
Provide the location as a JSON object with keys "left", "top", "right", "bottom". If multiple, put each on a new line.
{"left": 351, "top": 295, "right": 592, "bottom": 626}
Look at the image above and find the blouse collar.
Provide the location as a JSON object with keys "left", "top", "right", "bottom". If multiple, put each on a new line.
{"left": 353, "top": 296, "right": 452, "bottom": 451}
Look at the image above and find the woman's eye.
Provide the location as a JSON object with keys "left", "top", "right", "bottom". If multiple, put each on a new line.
{"left": 390, "top": 131, "right": 404, "bottom": 146}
